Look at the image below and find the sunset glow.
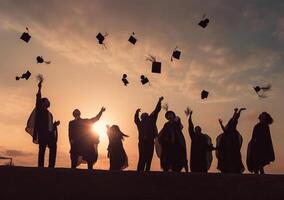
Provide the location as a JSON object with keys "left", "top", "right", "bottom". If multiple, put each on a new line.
{"left": 92, "top": 120, "right": 108, "bottom": 139}
{"left": 0, "top": 0, "right": 283, "bottom": 173}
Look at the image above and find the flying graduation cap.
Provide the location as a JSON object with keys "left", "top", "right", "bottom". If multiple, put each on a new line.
{"left": 198, "top": 15, "right": 210, "bottom": 28}
{"left": 171, "top": 46, "right": 181, "bottom": 61}
{"left": 254, "top": 85, "right": 271, "bottom": 98}
{"left": 128, "top": 32, "right": 137, "bottom": 45}
{"left": 122, "top": 74, "right": 129, "bottom": 86}
{"left": 140, "top": 75, "right": 149, "bottom": 85}
{"left": 20, "top": 27, "right": 31, "bottom": 43}
{"left": 201, "top": 90, "right": 209, "bottom": 99}
{"left": 36, "top": 56, "right": 51, "bottom": 64}
{"left": 96, "top": 32, "right": 108, "bottom": 46}
{"left": 16, "top": 70, "right": 31, "bottom": 81}
{"left": 146, "top": 55, "right": 161, "bottom": 74}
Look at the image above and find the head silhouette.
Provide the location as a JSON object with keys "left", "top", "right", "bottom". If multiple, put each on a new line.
{"left": 110, "top": 125, "right": 128, "bottom": 140}
{"left": 259, "top": 112, "right": 273, "bottom": 125}
{"left": 165, "top": 111, "right": 176, "bottom": 122}
{"left": 195, "top": 126, "right": 202, "bottom": 134}
{"left": 72, "top": 109, "right": 81, "bottom": 119}
{"left": 41, "top": 98, "right": 50, "bottom": 109}
{"left": 141, "top": 113, "right": 149, "bottom": 121}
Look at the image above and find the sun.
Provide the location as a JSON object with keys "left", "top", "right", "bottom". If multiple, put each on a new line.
{"left": 92, "top": 120, "right": 108, "bottom": 139}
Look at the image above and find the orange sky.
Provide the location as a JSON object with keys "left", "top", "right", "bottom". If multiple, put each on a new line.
{"left": 0, "top": 0, "right": 284, "bottom": 173}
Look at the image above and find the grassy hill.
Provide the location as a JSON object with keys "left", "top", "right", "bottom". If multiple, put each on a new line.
{"left": 0, "top": 166, "right": 283, "bottom": 200}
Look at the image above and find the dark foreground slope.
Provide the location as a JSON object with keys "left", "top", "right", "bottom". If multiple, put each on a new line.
{"left": 0, "top": 166, "right": 284, "bottom": 200}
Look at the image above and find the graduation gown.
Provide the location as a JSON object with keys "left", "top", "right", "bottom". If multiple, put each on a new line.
{"left": 216, "top": 131, "right": 244, "bottom": 173}
{"left": 25, "top": 93, "right": 54, "bottom": 144}
{"left": 247, "top": 122, "right": 275, "bottom": 172}
{"left": 107, "top": 134, "right": 128, "bottom": 170}
{"left": 159, "top": 121, "right": 187, "bottom": 172}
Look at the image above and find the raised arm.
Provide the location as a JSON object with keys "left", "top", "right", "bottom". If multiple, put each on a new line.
{"left": 187, "top": 111, "right": 195, "bottom": 139}
{"left": 150, "top": 96, "right": 164, "bottom": 120}
{"left": 36, "top": 80, "right": 42, "bottom": 107}
{"left": 134, "top": 109, "right": 141, "bottom": 125}
{"left": 218, "top": 119, "right": 226, "bottom": 132}
{"left": 90, "top": 107, "right": 106, "bottom": 123}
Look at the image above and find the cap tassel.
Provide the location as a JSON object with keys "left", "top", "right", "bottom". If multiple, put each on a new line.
{"left": 146, "top": 55, "right": 156, "bottom": 62}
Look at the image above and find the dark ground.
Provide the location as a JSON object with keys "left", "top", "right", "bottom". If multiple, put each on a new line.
{"left": 0, "top": 166, "right": 284, "bottom": 200}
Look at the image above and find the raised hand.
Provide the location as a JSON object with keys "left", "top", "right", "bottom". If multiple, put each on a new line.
{"left": 136, "top": 108, "right": 141, "bottom": 113}
{"left": 54, "top": 121, "right": 60, "bottom": 127}
{"left": 101, "top": 107, "right": 106, "bottom": 112}
{"left": 218, "top": 118, "right": 223, "bottom": 123}
{"left": 162, "top": 103, "right": 168, "bottom": 111}
{"left": 184, "top": 107, "right": 192, "bottom": 117}
{"left": 159, "top": 96, "right": 164, "bottom": 102}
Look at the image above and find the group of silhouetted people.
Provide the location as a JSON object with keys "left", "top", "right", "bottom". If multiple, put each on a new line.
{"left": 25, "top": 82, "right": 275, "bottom": 174}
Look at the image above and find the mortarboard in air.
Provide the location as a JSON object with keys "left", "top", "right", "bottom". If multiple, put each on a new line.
{"left": 146, "top": 55, "right": 161, "bottom": 74}
{"left": 198, "top": 15, "right": 210, "bottom": 28}
{"left": 254, "top": 85, "right": 271, "bottom": 98}
{"left": 20, "top": 27, "right": 31, "bottom": 43}
{"left": 96, "top": 32, "right": 108, "bottom": 45}
{"left": 128, "top": 32, "right": 137, "bottom": 45}
{"left": 140, "top": 75, "right": 149, "bottom": 85}
{"left": 36, "top": 56, "right": 51, "bottom": 64}
{"left": 16, "top": 70, "right": 31, "bottom": 81}
{"left": 201, "top": 90, "right": 209, "bottom": 99}
{"left": 122, "top": 74, "right": 129, "bottom": 86}
{"left": 171, "top": 46, "right": 181, "bottom": 61}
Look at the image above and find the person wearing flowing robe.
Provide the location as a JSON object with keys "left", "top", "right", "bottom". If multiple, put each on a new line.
{"left": 68, "top": 107, "right": 106, "bottom": 169}
{"left": 25, "top": 80, "right": 60, "bottom": 167}
{"left": 106, "top": 125, "right": 129, "bottom": 170}
{"left": 158, "top": 111, "right": 188, "bottom": 172}
{"left": 216, "top": 108, "right": 245, "bottom": 173}
{"left": 134, "top": 97, "right": 164, "bottom": 171}
{"left": 247, "top": 112, "right": 275, "bottom": 174}
{"left": 186, "top": 110, "right": 214, "bottom": 173}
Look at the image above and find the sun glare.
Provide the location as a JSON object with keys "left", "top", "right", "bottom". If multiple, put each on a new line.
{"left": 92, "top": 120, "right": 108, "bottom": 139}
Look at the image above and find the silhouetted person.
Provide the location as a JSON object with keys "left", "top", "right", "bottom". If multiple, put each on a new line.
{"left": 159, "top": 111, "right": 188, "bottom": 172}
{"left": 26, "top": 79, "right": 60, "bottom": 168}
{"left": 216, "top": 108, "right": 245, "bottom": 173}
{"left": 185, "top": 108, "right": 214, "bottom": 173}
{"left": 134, "top": 96, "right": 164, "bottom": 171}
{"left": 69, "top": 109, "right": 85, "bottom": 168}
{"left": 106, "top": 125, "right": 129, "bottom": 170}
{"left": 69, "top": 107, "right": 106, "bottom": 169}
{"left": 247, "top": 112, "right": 275, "bottom": 174}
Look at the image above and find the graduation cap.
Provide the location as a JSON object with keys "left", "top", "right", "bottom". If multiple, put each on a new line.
{"left": 96, "top": 32, "right": 108, "bottom": 45}
{"left": 198, "top": 15, "right": 210, "bottom": 28}
{"left": 171, "top": 46, "right": 181, "bottom": 61}
{"left": 254, "top": 85, "right": 271, "bottom": 98}
{"left": 128, "top": 32, "right": 137, "bottom": 45}
{"left": 146, "top": 55, "right": 161, "bottom": 74}
{"left": 201, "top": 90, "right": 209, "bottom": 99}
{"left": 16, "top": 70, "right": 31, "bottom": 81}
{"left": 20, "top": 27, "right": 31, "bottom": 43}
{"left": 122, "top": 74, "right": 129, "bottom": 86}
{"left": 36, "top": 56, "right": 51, "bottom": 64}
{"left": 140, "top": 75, "right": 149, "bottom": 85}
